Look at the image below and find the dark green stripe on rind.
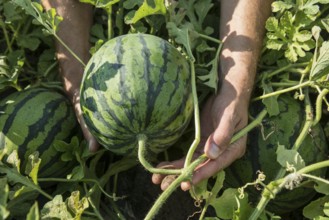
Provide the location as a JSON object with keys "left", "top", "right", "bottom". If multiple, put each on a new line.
{"left": 80, "top": 33, "right": 193, "bottom": 155}
{"left": 1, "top": 89, "right": 45, "bottom": 135}
{"left": 0, "top": 87, "right": 79, "bottom": 178}
{"left": 224, "top": 95, "right": 328, "bottom": 214}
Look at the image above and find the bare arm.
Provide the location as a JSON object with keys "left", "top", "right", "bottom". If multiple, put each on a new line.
{"left": 42, "top": 0, "right": 98, "bottom": 151}
{"left": 153, "top": 0, "right": 273, "bottom": 191}
{"left": 219, "top": 0, "right": 272, "bottom": 106}
{"left": 204, "top": 0, "right": 274, "bottom": 158}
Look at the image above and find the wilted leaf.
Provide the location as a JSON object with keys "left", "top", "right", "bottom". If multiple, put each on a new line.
{"left": 67, "top": 191, "right": 89, "bottom": 217}
{"left": 24, "top": 152, "right": 41, "bottom": 185}
{"left": 41, "top": 195, "right": 72, "bottom": 219}
{"left": 6, "top": 150, "right": 21, "bottom": 172}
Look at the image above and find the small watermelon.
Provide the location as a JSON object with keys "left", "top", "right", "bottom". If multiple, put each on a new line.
{"left": 224, "top": 95, "right": 328, "bottom": 214}
{"left": 80, "top": 33, "right": 193, "bottom": 155}
{"left": 0, "top": 87, "right": 80, "bottom": 178}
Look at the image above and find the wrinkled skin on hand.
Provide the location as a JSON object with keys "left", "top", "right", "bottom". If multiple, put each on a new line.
{"left": 152, "top": 81, "right": 249, "bottom": 191}
{"left": 152, "top": 0, "right": 273, "bottom": 191}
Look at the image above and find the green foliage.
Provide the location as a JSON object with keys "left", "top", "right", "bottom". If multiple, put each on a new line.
{"left": 41, "top": 192, "right": 88, "bottom": 219}
{"left": 0, "top": 0, "right": 59, "bottom": 93}
{"left": 1, "top": 0, "right": 329, "bottom": 219}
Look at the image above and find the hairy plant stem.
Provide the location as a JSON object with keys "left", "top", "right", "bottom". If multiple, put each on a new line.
{"left": 197, "top": 33, "right": 222, "bottom": 44}
{"left": 313, "top": 88, "right": 329, "bottom": 126}
{"left": 252, "top": 80, "right": 312, "bottom": 101}
{"left": 0, "top": 17, "right": 12, "bottom": 53}
{"left": 144, "top": 155, "right": 208, "bottom": 220}
{"left": 249, "top": 90, "right": 315, "bottom": 219}
{"left": 289, "top": 92, "right": 312, "bottom": 151}
{"left": 106, "top": 6, "right": 113, "bottom": 39}
{"left": 266, "top": 62, "right": 308, "bottom": 78}
{"left": 184, "top": 60, "right": 201, "bottom": 168}
{"left": 145, "top": 109, "right": 268, "bottom": 220}
{"left": 302, "top": 173, "right": 329, "bottom": 185}
{"left": 249, "top": 160, "right": 329, "bottom": 220}
{"left": 137, "top": 134, "right": 182, "bottom": 175}
{"left": 54, "top": 34, "right": 86, "bottom": 67}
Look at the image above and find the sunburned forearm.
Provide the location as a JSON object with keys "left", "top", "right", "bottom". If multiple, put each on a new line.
{"left": 219, "top": 0, "right": 273, "bottom": 99}
{"left": 41, "top": 0, "right": 93, "bottom": 100}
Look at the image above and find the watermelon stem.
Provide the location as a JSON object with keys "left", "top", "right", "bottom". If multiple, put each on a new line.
{"left": 137, "top": 134, "right": 182, "bottom": 175}
{"left": 146, "top": 109, "right": 269, "bottom": 220}
{"left": 105, "top": 6, "right": 113, "bottom": 39}
{"left": 250, "top": 160, "right": 329, "bottom": 220}
{"left": 251, "top": 91, "right": 316, "bottom": 219}
{"left": 184, "top": 60, "right": 201, "bottom": 169}
{"left": 250, "top": 92, "right": 324, "bottom": 218}
{"left": 54, "top": 34, "right": 86, "bottom": 67}
{"left": 252, "top": 80, "right": 312, "bottom": 101}
{"left": 313, "top": 88, "right": 329, "bottom": 126}
{"left": 144, "top": 155, "right": 208, "bottom": 220}
{"left": 292, "top": 90, "right": 313, "bottom": 151}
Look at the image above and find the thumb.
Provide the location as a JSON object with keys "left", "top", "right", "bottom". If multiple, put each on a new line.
{"left": 204, "top": 118, "right": 235, "bottom": 159}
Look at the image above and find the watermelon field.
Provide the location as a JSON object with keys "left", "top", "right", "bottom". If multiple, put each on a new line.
{"left": 0, "top": 0, "right": 329, "bottom": 219}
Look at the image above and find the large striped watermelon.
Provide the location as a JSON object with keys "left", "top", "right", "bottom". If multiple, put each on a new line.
{"left": 0, "top": 87, "right": 80, "bottom": 178}
{"left": 224, "top": 95, "right": 328, "bottom": 214}
{"left": 80, "top": 34, "right": 193, "bottom": 155}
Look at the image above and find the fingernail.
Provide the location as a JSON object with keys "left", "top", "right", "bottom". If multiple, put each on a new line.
{"left": 181, "top": 182, "right": 191, "bottom": 191}
{"left": 208, "top": 143, "right": 221, "bottom": 159}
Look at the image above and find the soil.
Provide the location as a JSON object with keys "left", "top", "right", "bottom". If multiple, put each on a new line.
{"left": 115, "top": 165, "right": 205, "bottom": 220}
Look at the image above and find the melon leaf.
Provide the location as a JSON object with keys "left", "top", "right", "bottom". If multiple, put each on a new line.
{"left": 0, "top": 178, "right": 9, "bottom": 219}
{"left": 24, "top": 152, "right": 41, "bottom": 185}
{"left": 40, "top": 195, "right": 73, "bottom": 219}
{"left": 127, "top": 0, "right": 166, "bottom": 24}
{"left": 26, "top": 202, "right": 39, "bottom": 220}
{"left": 303, "top": 195, "right": 329, "bottom": 219}
{"left": 315, "top": 181, "right": 329, "bottom": 195}
{"left": 276, "top": 143, "right": 305, "bottom": 170}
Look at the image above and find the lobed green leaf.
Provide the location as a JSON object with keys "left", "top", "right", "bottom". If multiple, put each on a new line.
{"left": 276, "top": 143, "right": 305, "bottom": 170}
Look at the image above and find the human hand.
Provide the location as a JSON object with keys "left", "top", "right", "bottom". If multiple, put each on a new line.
{"left": 71, "top": 89, "right": 99, "bottom": 152}
{"left": 152, "top": 82, "right": 249, "bottom": 191}
{"left": 41, "top": 0, "right": 96, "bottom": 151}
